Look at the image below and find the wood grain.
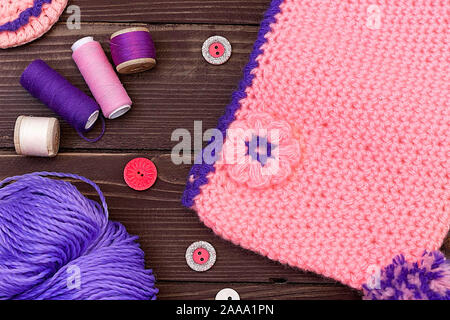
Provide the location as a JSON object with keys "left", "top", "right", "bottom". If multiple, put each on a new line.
{"left": 157, "top": 282, "right": 362, "bottom": 300}
{"left": 64, "top": 0, "right": 271, "bottom": 25}
{"left": 0, "top": 23, "right": 257, "bottom": 151}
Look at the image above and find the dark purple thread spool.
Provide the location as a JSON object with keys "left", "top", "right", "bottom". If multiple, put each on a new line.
{"left": 110, "top": 27, "right": 157, "bottom": 74}
{"left": 20, "top": 60, "right": 104, "bottom": 142}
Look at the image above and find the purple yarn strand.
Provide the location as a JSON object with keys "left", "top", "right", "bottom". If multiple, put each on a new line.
{"left": 0, "top": 0, "right": 52, "bottom": 32}
{"left": 77, "top": 115, "right": 106, "bottom": 143}
{"left": 181, "top": 0, "right": 284, "bottom": 208}
{"left": 110, "top": 31, "right": 156, "bottom": 66}
{"left": 0, "top": 172, "right": 158, "bottom": 300}
{"left": 20, "top": 60, "right": 104, "bottom": 143}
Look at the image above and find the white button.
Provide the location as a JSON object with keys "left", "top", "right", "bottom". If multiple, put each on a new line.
{"left": 215, "top": 288, "right": 240, "bottom": 300}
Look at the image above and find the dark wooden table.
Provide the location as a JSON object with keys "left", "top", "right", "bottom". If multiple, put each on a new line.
{"left": 0, "top": 0, "right": 447, "bottom": 300}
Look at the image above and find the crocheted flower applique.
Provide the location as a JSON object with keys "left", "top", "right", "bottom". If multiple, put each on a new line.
{"left": 220, "top": 113, "right": 302, "bottom": 189}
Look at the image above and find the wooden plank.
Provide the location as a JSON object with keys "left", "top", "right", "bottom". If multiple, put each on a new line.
{"left": 63, "top": 0, "right": 271, "bottom": 25}
{"left": 157, "top": 282, "right": 362, "bottom": 300}
{"left": 0, "top": 23, "right": 257, "bottom": 151}
{"left": 0, "top": 153, "right": 448, "bottom": 289}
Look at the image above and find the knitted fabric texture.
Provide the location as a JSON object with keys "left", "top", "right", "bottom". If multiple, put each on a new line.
{"left": 0, "top": 0, "right": 67, "bottom": 49}
{"left": 183, "top": 0, "right": 450, "bottom": 290}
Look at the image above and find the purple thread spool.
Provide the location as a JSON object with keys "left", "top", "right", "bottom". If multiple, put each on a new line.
{"left": 110, "top": 27, "right": 157, "bottom": 74}
{"left": 20, "top": 60, "right": 104, "bottom": 142}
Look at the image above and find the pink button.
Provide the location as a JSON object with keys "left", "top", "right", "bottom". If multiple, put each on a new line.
{"left": 185, "top": 241, "right": 216, "bottom": 272}
{"left": 124, "top": 157, "right": 157, "bottom": 191}
{"left": 209, "top": 42, "right": 225, "bottom": 58}
{"left": 193, "top": 248, "right": 210, "bottom": 265}
{"left": 202, "top": 36, "right": 232, "bottom": 65}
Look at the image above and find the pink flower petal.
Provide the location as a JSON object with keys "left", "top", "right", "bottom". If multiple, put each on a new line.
{"left": 269, "top": 160, "right": 292, "bottom": 185}
{"left": 228, "top": 157, "right": 250, "bottom": 184}
{"left": 247, "top": 113, "right": 273, "bottom": 129}
{"left": 279, "top": 141, "right": 302, "bottom": 165}
{"left": 269, "top": 121, "right": 293, "bottom": 143}
{"left": 222, "top": 134, "right": 247, "bottom": 165}
{"left": 228, "top": 120, "right": 249, "bottom": 132}
{"left": 248, "top": 162, "right": 271, "bottom": 188}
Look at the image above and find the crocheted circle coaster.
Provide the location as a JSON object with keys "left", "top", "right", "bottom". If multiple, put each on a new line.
{"left": 183, "top": 0, "right": 450, "bottom": 292}
{"left": 0, "top": 0, "right": 68, "bottom": 49}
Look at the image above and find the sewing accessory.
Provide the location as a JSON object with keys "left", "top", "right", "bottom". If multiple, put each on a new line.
{"left": 0, "top": 0, "right": 68, "bottom": 49}
{"left": 185, "top": 241, "right": 216, "bottom": 272}
{"left": 0, "top": 172, "right": 158, "bottom": 300}
{"left": 14, "top": 116, "right": 59, "bottom": 157}
{"left": 110, "top": 27, "right": 157, "bottom": 74}
{"left": 124, "top": 158, "right": 157, "bottom": 191}
{"left": 202, "top": 36, "right": 232, "bottom": 65}
{"left": 72, "top": 36, "right": 132, "bottom": 119}
{"left": 20, "top": 59, "right": 104, "bottom": 142}
{"left": 183, "top": 0, "right": 450, "bottom": 298}
{"left": 215, "top": 288, "right": 240, "bottom": 300}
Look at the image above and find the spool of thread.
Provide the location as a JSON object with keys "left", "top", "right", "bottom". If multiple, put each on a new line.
{"left": 20, "top": 60, "right": 104, "bottom": 142}
{"left": 14, "top": 116, "right": 60, "bottom": 157}
{"left": 110, "top": 27, "right": 157, "bottom": 74}
{"left": 72, "top": 37, "right": 132, "bottom": 119}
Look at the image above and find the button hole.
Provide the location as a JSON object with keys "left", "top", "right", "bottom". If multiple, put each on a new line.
{"left": 270, "top": 278, "right": 287, "bottom": 284}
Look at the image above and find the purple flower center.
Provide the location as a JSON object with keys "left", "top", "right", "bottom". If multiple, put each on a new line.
{"left": 245, "top": 135, "right": 277, "bottom": 166}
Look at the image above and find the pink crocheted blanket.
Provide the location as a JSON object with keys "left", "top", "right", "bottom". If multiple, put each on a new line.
{"left": 183, "top": 0, "right": 449, "bottom": 293}
{"left": 0, "top": 0, "right": 67, "bottom": 49}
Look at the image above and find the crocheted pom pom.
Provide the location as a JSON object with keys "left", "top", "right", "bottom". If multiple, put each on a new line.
{"left": 363, "top": 251, "right": 450, "bottom": 300}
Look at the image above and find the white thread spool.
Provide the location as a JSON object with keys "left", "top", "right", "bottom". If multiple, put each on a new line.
{"left": 14, "top": 116, "right": 60, "bottom": 157}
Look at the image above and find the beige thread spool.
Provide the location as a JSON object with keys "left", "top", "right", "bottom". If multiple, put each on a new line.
{"left": 110, "top": 27, "right": 157, "bottom": 74}
{"left": 14, "top": 116, "right": 60, "bottom": 157}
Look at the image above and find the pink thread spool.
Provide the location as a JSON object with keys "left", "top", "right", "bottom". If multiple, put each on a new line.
{"left": 110, "top": 27, "right": 157, "bottom": 74}
{"left": 71, "top": 37, "right": 132, "bottom": 119}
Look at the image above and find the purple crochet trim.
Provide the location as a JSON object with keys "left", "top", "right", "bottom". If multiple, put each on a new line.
{"left": 181, "top": 0, "right": 284, "bottom": 208}
{"left": 0, "top": 0, "right": 52, "bottom": 32}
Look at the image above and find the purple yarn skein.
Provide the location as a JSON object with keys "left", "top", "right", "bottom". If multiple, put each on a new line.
{"left": 20, "top": 60, "right": 104, "bottom": 142}
{"left": 0, "top": 172, "right": 158, "bottom": 300}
